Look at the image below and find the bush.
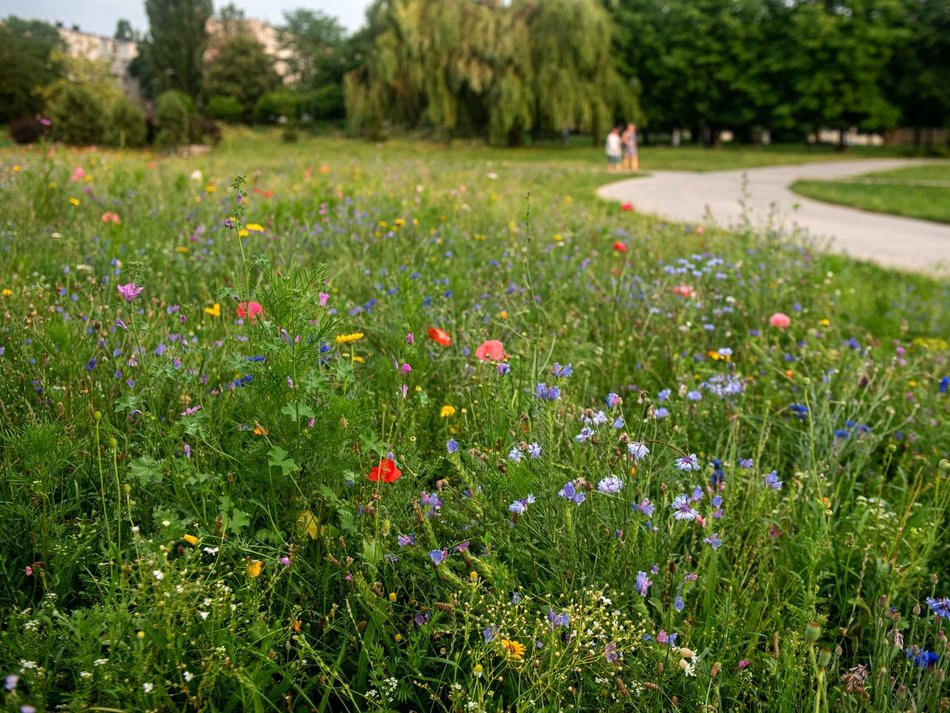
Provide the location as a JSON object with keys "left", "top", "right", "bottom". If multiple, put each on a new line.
{"left": 254, "top": 90, "right": 299, "bottom": 125}
{"left": 307, "top": 84, "right": 345, "bottom": 121}
{"left": 154, "top": 90, "right": 189, "bottom": 149}
{"left": 48, "top": 84, "right": 106, "bottom": 146}
{"left": 8, "top": 116, "right": 48, "bottom": 145}
{"left": 106, "top": 98, "right": 147, "bottom": 148}
{"left": 188, "top": 116, "right": 222, "bottom": 146}
{"left": 206, "top": 95, "right": 244, "bottom": 123}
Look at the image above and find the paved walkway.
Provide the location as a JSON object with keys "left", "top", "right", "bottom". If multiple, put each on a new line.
{"left": 597, "top": 159, "right": 950, "bottom": 275}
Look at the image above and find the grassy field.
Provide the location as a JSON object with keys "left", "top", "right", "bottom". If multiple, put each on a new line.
{"left": 792, "top": 163, "right": 950, "bottom": 224}
{"left": 0, "top": 131, "right": 948, "bottom": 712}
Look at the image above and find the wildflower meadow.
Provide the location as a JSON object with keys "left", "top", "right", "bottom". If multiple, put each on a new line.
{"left": 1, "top": 134, "right": 948, "bottom": 712}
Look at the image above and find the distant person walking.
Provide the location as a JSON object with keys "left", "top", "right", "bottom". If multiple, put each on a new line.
{"left": 605, "top": 126, "right": 622, "bottom": 173}
{"left": 622, "top": 123, "right": 639, "bottom": 173}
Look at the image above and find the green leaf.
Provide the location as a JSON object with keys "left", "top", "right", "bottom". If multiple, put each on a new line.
{"left": 128, "top": 455, "right": 163, "bottom": 486}
{"left": 268, "top": 446, "right": 299, "bottom": 476}
{"left": 281, "top": 401, "right": 316, "bottom": 422}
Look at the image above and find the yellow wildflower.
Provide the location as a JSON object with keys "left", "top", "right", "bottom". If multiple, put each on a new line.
{"left": 245, "top": 223, "right": 265, "bottom": 233}
{"left": 499, "top": 310, "right": 508, "bottom": 320}
{"left": 351, "top": 355, "right": 365, "bottom": 363}
{"left": 247, "top": 559, "right": 263, "bottom": 578}
{"left": 500, "top": 639, "right": 525, "bottom": 660}
{"left": 819, "top": 318, "right": 831, "bottom": 327}
{"left": 205, "top": 183, "right": 216, "bottom": 193}
{"left": 182, "top": 534, "right": 199, "bottom": 546}
{"left": 176, "top": 245, "right": 190, "bottom": 254}
{"left": 1, "top": 289, "right": 11, "bottom": 297}
{"left": 238, "top": 228, "right": 249, "bottom": 237}
{"left": 69, "top": 197, "right": 80, "bottom": 206}
{"left": 203, "top": 303, "right": 221, "bottom": 317}
{"left": 440, "top": 405, "right": 456, "bottom": 418}
{"left": 335, "top": 332, "right": 365, "bottom": 345}
{"left": 253, "top": 422, "right": 268, "bottom": 436}
{"left": 13, "top": 165, "right": 21, "bottom": 172}
{"left": 473, "top": 663, "right": 484, "bottom": 678}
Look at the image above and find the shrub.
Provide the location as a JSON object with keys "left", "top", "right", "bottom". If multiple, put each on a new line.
{"left": 206, "top": 95, "right": 244, "bottom": 123}
{"left": 188, "top": 116, "right": 222, "bottom": 146}
{"left": 48, "top": 84, "right": 106, "bottom": 146}
{"left": 254, "top": 90, "right": 299, "bottom": 125}
{"left": 154, "top": 90, "right": 189, "bottom": 149}
{"left": 106, "top": 98, "right": 147, "bottom": 148}
{"left": 8, "top": 116, "right": 47, "bottom": 145}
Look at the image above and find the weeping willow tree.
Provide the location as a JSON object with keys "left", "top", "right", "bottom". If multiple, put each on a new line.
{"left": 345, "top": 0, "right": 637, "bottom": 144}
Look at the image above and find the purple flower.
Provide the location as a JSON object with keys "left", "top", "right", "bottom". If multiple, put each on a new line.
{"left": 926, "top": 596, "right": 950, "bottom": 618}
{"left": 738, "top": 458, "right": 754, "bottom": 469}
{"left": 429, "top": 548, "right": 448, "bottom": 566}
{"left": 559, "top": 481, "right": 586, "bottom": 505}
{"left": 654, "top": 407, "right": 670, "bottom": 419}
{"left": 552, "top": 362, "right": 573, "bottom": 378}
{"left": 605, "top": 392, "right": 622, "bottom": 407}
{"left": 397, "top": 534, "right": 415, "bottom": 546}
{"left": 671, "top": 494, "right": 699, "bottom": 521}
{"left": 704, "top": 532, "right": 722, "bottom": 549}
{"left": 117, "top": 282, "right": 144, "bottom": 302}
{"left": 690, "top": 486, "right": 704, "bottom": 502}
{"left": 604, "top": 642, "right": 620, "bottom": 663}
{"left": 675, "top": 453, "right": 700, "bottom": 471}
{"left": 483, "top": 626, "right": 495, "bottom": 642}
{"left": 414, "top": 612, "right": 431, "bottom": 627}
{"left": 575, "top": 427, "right": 594, "bottom": 443}
{"left": 764, "top": 471, "right": 783, "bottom": 490}
{"left": 447, "top": 438, "right": 459, "bottom": 454}
{"left": 628, "top": 441, "right": 650, "bottom": 460}
{"left": 597, "top": 476, "right": 623, "bottom": 494}
{"left": 508, "top": 446, "right": 522, "bottom": 462}
{"left": 674, "top": 595, "right": 685, "bottom": 612}
{"left": 497, "top": 362, "right": 510, "bottom": 376}
{"left": 535, "top": 383, "right": 560, "bottom": 401}
{"left": 547, "top": 610, "right": 570, "bottom": 628}
{"left": 685, "top": 390, "right": 702, "bottom": 401}
{"left": 657, "top": 389, "right": 671, "bottom": 402}
{"left": 527, "top": 442, "right": 542, "bottom": 458}
{"left": 635, "top": 571, "right": 652, "bottom": 597}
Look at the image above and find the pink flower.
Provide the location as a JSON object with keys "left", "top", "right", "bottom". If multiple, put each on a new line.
{"left": 613, "top": 241, "right": 628, "bottom": 253}
{"left": 475, "top": 339, "right": 506, "bottom": 362}
{"left": 621, "top": 202, "right": 634, "bottom": 212}
{"left": 237, "top": 301, "right": 264, "bottom": 321}
{"left": 101, "top": 211, "right": 121, "bottom": 224}
{"left": 672, "top": 284, "right": 695, "bottom": 298}
{"left": 117, "top": 283, "right": 143, "bottom": 302}
{"left": 738, "top": 659, "right": 751, "bottom": 669}
{"left": 769, "top": 312, "right": 791, "bottom": 329}
{"left": 319, "top": 292, "right": 330, "bottom": 306}
{"left": 70, "top": 166, "right": 85, "bottom": 182}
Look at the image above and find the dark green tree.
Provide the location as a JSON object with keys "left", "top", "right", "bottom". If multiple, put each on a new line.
{"left": 279, "top": 9, "right": 350, "bottom": 88}
{"left": 204, "top": 33, "right": 281, "bottom": 122}
{"left": 138, "top": 0, "right": 213, "bottom": 100}
{"left": 0, "top": 17, "right": 64, "bottom": 123}
{"left": 49, "top": 84, "right": 106, "bottom": 145}
{"left": 114, "top": 19, "right": 135, "bottom": 41}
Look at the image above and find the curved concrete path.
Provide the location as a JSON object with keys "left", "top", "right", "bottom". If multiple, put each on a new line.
{"left": 597, "top": 159, "right": 950, "bottom": 275}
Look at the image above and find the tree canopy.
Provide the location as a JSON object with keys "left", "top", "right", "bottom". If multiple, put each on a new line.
{"left": 0, "top": 17, "right": 64, "bottom": 123}
{"left": 138, "top": 0, "right": 213, "bottom": 100}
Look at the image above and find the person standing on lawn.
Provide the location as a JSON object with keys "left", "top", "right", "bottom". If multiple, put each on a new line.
{"left": 606, "top": 126, "right": 622, "bottom": 173}
{"left": 622, "top": 123, "right": 639, "bottom": 173}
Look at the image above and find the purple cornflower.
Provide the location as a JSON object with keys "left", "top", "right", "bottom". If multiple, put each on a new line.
{"left": 598, "top": 476, "right": 623, "bottom": 494}
{"left": 926, "top": 596, "right": 950, "bottom": 618}
{"left": 671, "top": 494, "right": 699, "bottom": 521}
{"left": 628, "top": 441, "right": 650, "bottom": 460}
{"left": 690, "top": 486, "right": 704, "bottom": 502}
{"left": 764, "top": 471, "right": 783, "bottom": 490}
{"left": 559, "top": 481, "right": 586, "bottom": 505}
{"left": 508, "top": 446, "right": 523, "bottom": 462}
{"left": 654, "top": 407, "right": 670, "bottom": 419}
{"left": 685, "top": 390, "right": 702, "bottom": 401}
{"left": 547, "top": 610, "right": 570, "bottom": 628}
{"left": 397, "top": 534, "right": 415, "bottom": 546}
{"left": 509, "top": 494, "right": 535, "bottom": 515}
{"left": 674, "top": 595, "right": 685, "bottom": 612}
{"left": 117, "top": 283, "right": 143, "bottom": 302}
{"left": 657, "top": 389, "right": 671, "bottom": 402}
{"left": 704, "top": 533, "right": 722, "bottom": 549}
{"left": 497, "top": 362, "right": 510, "bottom": 376}
{"left": 527, "top": 442, "right": 542, "bottom": 458}
{"left": 535, "top": 383, "right": 560, "bottom": 401}
{"left": 429, "top": 548, "right": 448, "bottom": 566}
{"left": 552, "top": 362, "right": 573, "bottom": 378}
{"left": 635, "top": 571, "right": 652, "bottom": 597}
{"left": 605, "top": 392, "right": 622, "bottom": 407}
{"left": 738, "top": 458, "right": 754, "bottom": 469}
{"left": 612, "top": 417, "right": 625, "bottom": 429}
{"left": 675, "top": 453, "right": 701, "bottom": 471}
{"left": 447, "top": 438, "right": 459, "bottom": 454}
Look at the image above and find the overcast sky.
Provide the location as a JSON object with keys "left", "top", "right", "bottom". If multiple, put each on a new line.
{"left": 0, "top": 0, "right": 374, "bottom": 36}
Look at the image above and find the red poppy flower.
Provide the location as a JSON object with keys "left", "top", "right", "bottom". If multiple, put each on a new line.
{"left": 237, "top": 301, "right": 264, "bottom": 321}
{"left": 475, "top": 339, "right": 506, "bottom": 362}
{"left": 621, "top": 202, "right": 634, "bottom": 212}
{"left": 427, "top": 327, "right": 452, "bottom": 347}
{"left": 368, "top": 458, "right": 402, "bottom": 483}
{"left": 613, "top": 241, "right": 628, "bottom": 253}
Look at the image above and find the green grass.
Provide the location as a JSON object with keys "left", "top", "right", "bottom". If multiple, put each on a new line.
{"left": 791, "top": 162, "right": 950, "bottom": 224}
{"left": 0, "top": 131, "right": 948, "bottom": 712}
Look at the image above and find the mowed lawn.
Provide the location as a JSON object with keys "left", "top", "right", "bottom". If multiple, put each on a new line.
{"left": 791, "top": 162, "right": 950, "bottom": 224}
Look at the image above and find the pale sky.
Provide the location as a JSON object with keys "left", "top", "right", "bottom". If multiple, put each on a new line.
{"left": 0, "top": 0, "right": 374, "bottom": 36}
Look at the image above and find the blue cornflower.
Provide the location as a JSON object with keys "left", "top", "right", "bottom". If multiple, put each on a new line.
{"left": 508, "top": 494, "right": 535, "bottom": 515}
{"left": 605, "top": 392, "right": 622, "bottom": 408}
{"left": 559, "top": 481, "right": 586, "bottom": 505}
{"left": 497, "top": 363, "right": 510, "bottom": 376}
{"left": 690, "top": 486, "right": 704, "bottom": 502}
{"left": 591, "top": 410, "right": 608, "bottom": 426}
{"left": 397, "top": 534, "right": 415, "bottom": 546}
{"left": 834, "top": 429, "right": 850, "bottom": 439}
{"left": 685, "top": 390, "right": 702, "bottom": 402}
{"left": 634, "top": 498, "right": 654, "bottom": 517}
{"left": 508, "top": 446, "right": 523, "bottom": 462}
{"left": 527, "top": 442, "right": 542, "bottom": 458}
{"left": 635, "top": 571, "right": 652, "bottom": 597}
{"left": 675, "top": 453, "right": 701, "bottom": 471}
{"left": 657, "top": 389, "right": 671, "bottom": 402}
{"left": 429, "top": 548, "right": 448, "bottom": 566}
{"left": 535, "top": 383, "right": 560, "bottom": 401}
{"left": 764, "top": 471, "right": 783, "bottom": 490}
{"left": 789, "top": 403, "right": 809, "bottom": 419}
{"left": 738, "top": 458, "right": 754, "bottom": 469}
{"left": 654, "top": 407, "right": 670, "bottom": 419}
{"left": 671, "top": 494, "right": 699, "bottom": 521}
{"left": 926, "top": 596, "right": 950, "bottom": 618}
{"left": 674, "top": 595, "right": 685, "bottom": 613}
{"left": 483, "top": 626, "right": 496, "bottom": 642}
{"left": 575, "top": 427, "right": 594, "bottom": 443}
{"left": 704, "top": 533, "right": 722, "bottom": 549}
{"left": 907, "top": 648, "right": 939, "bottom": 668}
{"left": 447, "top": 438, "right": 459, "bottom": 454}
{"left": 598, "top": 476, "right": 623, "bottom": 494}
{"left": 628, "top": 441, "right": 650, "bottom": 460}
{"left": 612, "top": 417, "right": 625, "bottom": 429}
{"left": 547, "top": 610, "right": 570, "bottom": 628}
{"left": 552, "top": 362, "right": 573, "bottom": 378}
{"left": 940, "top": 376, "right": 949, "bottom": 394}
